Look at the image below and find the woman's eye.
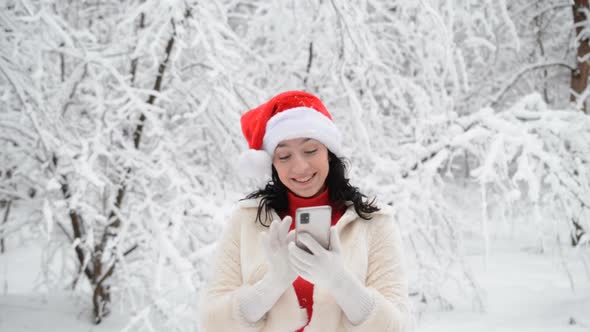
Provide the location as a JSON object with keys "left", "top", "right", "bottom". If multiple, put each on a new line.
{"left": 278, "top": 155, "right": 291, "bottom": 161}
{"left": 304, "top": 149, "right": 317, "bottom": 155}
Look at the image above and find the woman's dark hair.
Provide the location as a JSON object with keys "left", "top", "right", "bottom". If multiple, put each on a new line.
{"left": 243, "top": 150, "right": 380, "bottom": 226}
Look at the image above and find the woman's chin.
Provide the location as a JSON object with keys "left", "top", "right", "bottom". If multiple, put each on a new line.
{"left": 288, "top": 182, "right": 324, "bottom": 198}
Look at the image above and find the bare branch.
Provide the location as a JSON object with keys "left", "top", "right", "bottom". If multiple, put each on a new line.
{"left": 491, "top": 61, "right": 575, "bottom": 106}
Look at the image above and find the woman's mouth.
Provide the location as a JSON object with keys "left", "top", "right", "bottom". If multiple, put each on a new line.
{"left": 292, "top": 173, "right": 316, "bottom": 184}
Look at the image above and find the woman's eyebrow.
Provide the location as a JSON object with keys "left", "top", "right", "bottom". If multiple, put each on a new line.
{"left": 276, "top": 138, "right": 312, "bottom": 148}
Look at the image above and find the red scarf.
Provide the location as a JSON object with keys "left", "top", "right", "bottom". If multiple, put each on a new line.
{"left": 281, "top": 188, "right": 345, "bottom": 332}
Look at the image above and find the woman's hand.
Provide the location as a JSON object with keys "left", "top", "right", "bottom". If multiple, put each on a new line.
{"left": 260, "top": 216, "right": 298, "bottom": 288}
{"left": 287, "top": 227, "right": 346, "bottom": 290}
{"left": 236, "top": 216, "right": 297, "bottom": 324}
{"left": 288, "top": 228, "right": 375, "bottom": 325}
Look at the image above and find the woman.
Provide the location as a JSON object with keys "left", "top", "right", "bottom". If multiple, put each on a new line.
{"left": 199, "top": 91, "right": 408, "bottom": 331}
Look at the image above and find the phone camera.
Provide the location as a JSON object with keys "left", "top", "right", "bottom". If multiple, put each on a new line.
{"left": 300, "top": 213, "right": 310, "bottom": 224}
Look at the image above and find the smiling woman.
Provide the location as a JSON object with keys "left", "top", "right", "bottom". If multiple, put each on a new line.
{"left": 199, "top": 91, "right": 409, "bottom": 332}
{"left": 272, "top": 138, "right": 329, "bottom": 198}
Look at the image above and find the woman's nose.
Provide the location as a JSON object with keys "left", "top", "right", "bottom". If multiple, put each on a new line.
{"left": 291, "top": 154, "right": 309, "bottom": 174}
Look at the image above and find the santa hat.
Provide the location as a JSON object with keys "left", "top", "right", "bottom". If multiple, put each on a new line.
{"left": 239, "top": 91, "right": 342, "bottom": 178}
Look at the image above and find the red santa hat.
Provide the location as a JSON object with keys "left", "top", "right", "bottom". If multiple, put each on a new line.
{"left": 239, "top": 91, "right": 342, "bottom": 178}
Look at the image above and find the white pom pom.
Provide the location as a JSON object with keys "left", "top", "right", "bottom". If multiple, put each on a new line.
{"left": 238, "top": 149, "right": 272, "bottom": 179}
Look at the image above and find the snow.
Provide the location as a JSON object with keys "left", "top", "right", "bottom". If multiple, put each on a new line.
{"left": 0, "top": 238, "right": 127, "bottom": 331}
{"left": 2, "top": 220, "right": 589, "bottom": 331}
{"left": 0, "top": 294, "right": 128, "bottom": 332}
{"left": 1, "top": 1, "right": 590, "bottom": 331}
{"left": 415, "top": 247, "right": 590, "bottom": 332}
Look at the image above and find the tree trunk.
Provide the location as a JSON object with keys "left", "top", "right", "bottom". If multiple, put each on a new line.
{"left": 571, "top": 218, "right": 586, "bottom": 246}
{"left": 92, "top": 258, "right": 115, "bottom": 324}
{"left": 571, "top": 0, "right": 590, "bottom": 113}
{"left": 89, "top": 19, "right": 176, "bottom": 324}
{"left": 1, "top": 200, "right": 11, "bottom": 253}
{"left": 570, "top": 1, "right": 589, "bottom": 247}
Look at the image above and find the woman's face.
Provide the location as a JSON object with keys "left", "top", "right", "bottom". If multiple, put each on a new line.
{"left": 272, "top": 138, "right": 330, "bottom": 198}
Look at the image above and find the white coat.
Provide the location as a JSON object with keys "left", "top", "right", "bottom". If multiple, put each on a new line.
{"left": 199, "top": 199, "right": 409, "bottom": 332}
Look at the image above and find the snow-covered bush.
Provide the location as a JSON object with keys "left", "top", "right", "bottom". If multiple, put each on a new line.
{"left": 363, "top": 93, "right": 590, "bottom": 313}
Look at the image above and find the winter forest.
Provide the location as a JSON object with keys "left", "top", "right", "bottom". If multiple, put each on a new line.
{"left": 1, "top": 0, "right": 590, "bottom": 331}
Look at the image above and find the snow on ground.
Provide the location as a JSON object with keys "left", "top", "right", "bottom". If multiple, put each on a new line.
{"left": 0, "top": 239, "right": 129, "bottom": 331}
{"left": 0, "top": 293, "right": 128, "bottom": 332}
{"left": 413, "top": 182, "right": 590, "bottom": 332}
{"left": 2, "top": 239, "right": 588, "bottom": 331}
{"left": 1, "top": 185, "right": 589, "bottom": 331}
{"left": 415, "top": 246, "right": 590, "bottom": 332}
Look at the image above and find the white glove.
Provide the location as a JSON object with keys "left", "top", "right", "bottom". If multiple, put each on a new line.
{"left": 288, "top": 227, "right": 375, "bottom": 325}
{"left": 236, "top": 216, "right": 297, "bottom": 323}
{"left": 261, "top": 215, "right": 298, "bottom": 286}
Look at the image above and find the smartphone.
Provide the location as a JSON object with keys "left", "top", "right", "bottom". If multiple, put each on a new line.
{"left": 295, "top": 205, "right": 332, "bottom": 253}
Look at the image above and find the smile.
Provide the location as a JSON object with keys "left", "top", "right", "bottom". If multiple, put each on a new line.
{"left": 293, "top": 173, "right": 316, "bottom": 184}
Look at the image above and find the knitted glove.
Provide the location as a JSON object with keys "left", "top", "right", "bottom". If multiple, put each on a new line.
{"left": 236, "top": 216, "right": 297, "bottom": 323}
{"left": 261, "top": 215, "right": 298, "bottom": 286}
{"left": 288, "top": 227, "right": 375, "bottom": 325}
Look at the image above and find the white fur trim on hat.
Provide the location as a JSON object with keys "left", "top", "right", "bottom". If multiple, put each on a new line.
{"left": 238, "top": 149, "right": 272, "bottom": 179}
{"left": 262, "top": 107, "right": 342, "bottom": 155}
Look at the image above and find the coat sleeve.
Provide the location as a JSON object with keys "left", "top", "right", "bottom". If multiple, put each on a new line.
{"left": 199, "top": 208, "right": 265, "bottom": 332}
{"left": 342, "top": 213, "right": 410, "bottom": 332}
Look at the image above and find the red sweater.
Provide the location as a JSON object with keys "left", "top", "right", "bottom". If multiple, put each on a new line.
{"left": 281, "top": 188, "right": 345, "bottom": 332}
